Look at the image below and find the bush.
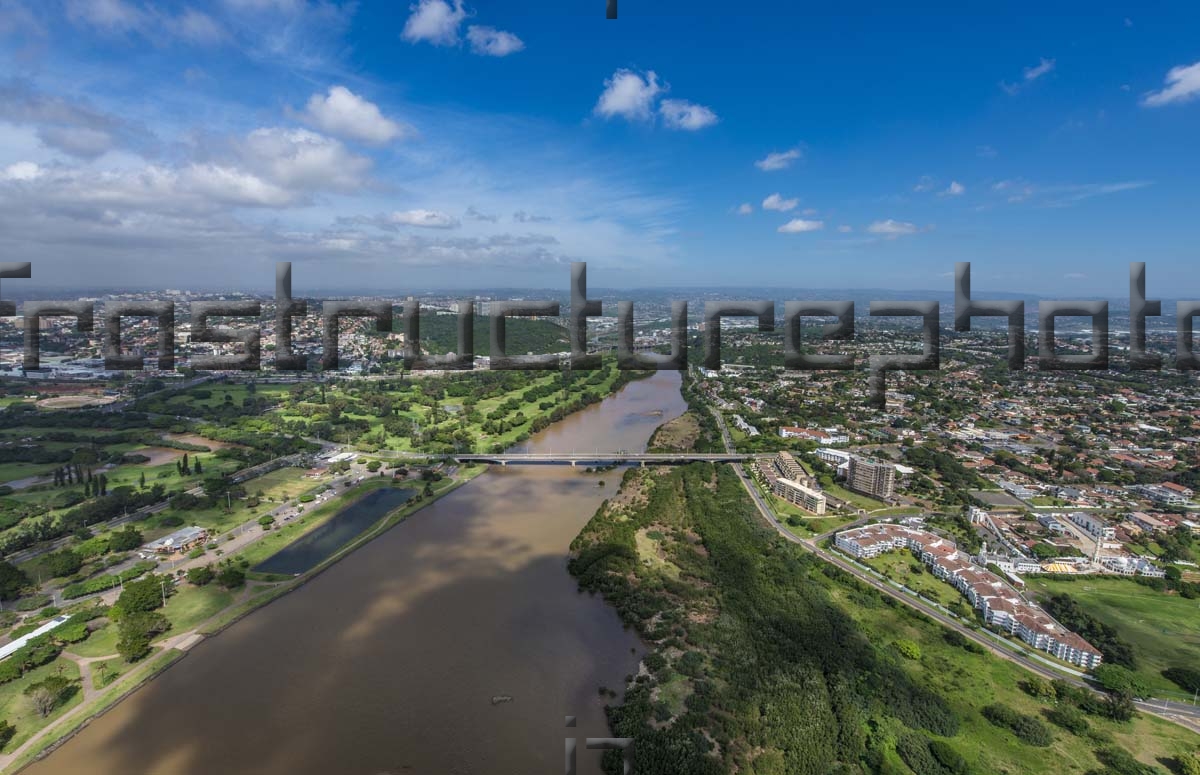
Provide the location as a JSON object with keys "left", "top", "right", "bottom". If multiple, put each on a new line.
{"left": 1163, "top": 666, "right": 1200, "bottom": 695}
{"left": 1046, "top": 705, "right": 1089, "bottom": 735}
{"left": 216, "top": 567, "right": 245, "bottom": 589}
{"left": 893, "top": 639, "right": 922, "bottom": 660}
{"left": 0, "top": 719, "right": 14, "bottom": 751}
{"left": 186, "top": 566, "right": 215, "bottom": 586}
{"left": 981, "top": 704, "right": 1053, "bottom": 746}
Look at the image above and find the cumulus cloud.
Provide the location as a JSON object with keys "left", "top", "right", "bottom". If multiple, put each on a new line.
{"left": 401, "top": 0, "right": 467, "bottom": 46}
{"left": 762, "top": 193, "right": 798, "bottom": 212}
{"left": 594, "top": 69, "right": 663, "bottom": 122}
{"left": 659, "top": 99, "right": 718, "bottom": 130}
{"left": 301, "top": 86, "right": 411, "bottom": 145}
{"left": 465, "top": 205, "right": 498, "bottom": 222}
{"left": 1, "top": 161, "right": 43, "bottom": 181}
{"left": 1142, "top": 61, "right": 1200, "bottom": 107}
{"left": 386, "top": 209, "right": 460, "bottom": 228}
{"left": 735, "top": 203, "right": 752, "bottom": 215}
{"left": 0, "top": 80, "right": 152, "bottom": 159}
{"left": 941, "top": 181, "right": 965, "bottom": 196}
{"left": 466, "top": 25, "right": 523, "bottom": 56}
{"left": 239, "top": 127, "right": 372, "bottom": 192}
{"left": 867, "top": 219, "right": 919, "bottom": 237}
{"left": 754, "top": 148, "right": 801, "bottom": 171}
{"left": 777, "top": 218, "right": 823, "bottom": 233}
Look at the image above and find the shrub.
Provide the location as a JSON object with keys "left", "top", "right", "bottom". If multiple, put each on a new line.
{"left": 893, "top": 639, "right": 922, "bottom": 660}
{"left": 1046, "top": 705, "right": 1089, "bottom": 735}
{"left": 981, "top": 704, "right": 1053, "bottom": 747}
{"left": 186, "top": 566, "right": 215, "bottom": 586}
{"left": 216, "top": 567, "right": 245, "bottom": 589}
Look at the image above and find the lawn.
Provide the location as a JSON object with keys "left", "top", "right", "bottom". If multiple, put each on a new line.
{"left": 1027, "top": 576, "right": 1200, "bottom": 699}
{"left": 156, "top": 585, "right": 235, "bottom": 637}
{"left": 863, "top": 550, "right": 961, "bottom": 608}
{"left": 66, "top": 623, "right": 119, "bottom": 659}
{"left": 0, "top": 657, "right": 84, "bottom": 753}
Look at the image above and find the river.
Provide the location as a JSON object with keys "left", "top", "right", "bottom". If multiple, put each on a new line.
{"left": 26, "top": 370, "right": 687, "bottom": 775}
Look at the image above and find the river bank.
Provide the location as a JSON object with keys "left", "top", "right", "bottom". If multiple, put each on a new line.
{"left": 14, "top": 370, "right": 686, "bottom": 775}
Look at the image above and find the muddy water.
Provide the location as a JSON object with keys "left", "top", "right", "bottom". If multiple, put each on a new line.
{"left": 26, "top": 371, "right": 686, "bottom": 775}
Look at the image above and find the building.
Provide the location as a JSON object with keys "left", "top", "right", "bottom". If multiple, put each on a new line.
{"left": 773, "top": 477, "right": 827, "bottom": 515}
{"left": 0, "top": 616, "right": 70, "bottom": 661}
{"left": 847, "top": 456, "right": 895, "bottom": 499}
{"left": 142, "top": 526, "right": 209, "bottom": 555}
{"left": 815, "top": 447, "right": 851, "bottom": 468}
{"left": 773, "top": 451, "right": 807, "bottom": 482}
{"left": 778, "top": 427, "right": 849, "bottom": 445}
{"left": 835, "top": 525, "right": 1102, "bottom": 669}
{"left": 1069, "top": 512, "right": 1115, "bottom": 540}
{"left": 1037, "top": 514, "right": 1069, "bottom": 534}
{"left": 1133, "top": 484, "right": 1190, "bottom": 505}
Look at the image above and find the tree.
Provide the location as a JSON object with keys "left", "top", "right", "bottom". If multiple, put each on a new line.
{"left": 0, "top": 719, "right": 14, "bottom": 750}
{"left": 194, "top": 458, "right": 202, "bottom": 475}
{"left": 0, "top": 561, "right": 29, "bottom": 601}
{"left": 216, "top": 567, "right": 245, "bottom": 589}
{"left": 139, "top": 471, "right": 146, "bottom": 489}
{"left": 186, "top": 566, "right": 214, "bottom": 586}
{"left": 1176, "top": 752, "right": 1200, "bottom": 775}
{"left": 258, "top": 514, "right": 276, "bottom": 531}
{"left": 113, "top": 574, "right": 169, "bottom": 618}
{"left": 23, "top": 675, "right": 74, "bottom": 718}
{"left": 108, "top": 526, "right": 144, "bottom": 552}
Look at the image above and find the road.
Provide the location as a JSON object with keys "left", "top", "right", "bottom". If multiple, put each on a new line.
{"left": 701, "top": 394, "right": 1200, "bottom": 734}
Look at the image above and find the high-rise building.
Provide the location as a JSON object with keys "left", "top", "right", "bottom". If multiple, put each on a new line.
{"left": 847, "top": 456, "right": 895, "bottom": 499}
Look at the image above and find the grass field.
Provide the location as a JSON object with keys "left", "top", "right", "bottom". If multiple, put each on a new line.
{"left": 1027, "top": 576, "right": 1200, "bottom": 699}
{"left": 0, "top": 657, "right": 83, "bottom": 753}
{"left": 825, "top": 576, "right": 1200, "bottom": 774}
{"left": 863, "top": 550, "right": 962, "bottom": 608}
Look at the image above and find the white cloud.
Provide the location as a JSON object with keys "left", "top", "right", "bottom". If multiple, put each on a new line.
{"left": 1001, "top": 57, "right": 1055, "bottom": 94}
{"left": 941, "top": 181, "right": 965, "bottom": 196}
{"left": 754, "top": 148, "right": 801, "bottom": 171}
{"left": 762, "top": 192, "right": 798, "bottom": 212}
{"left": 913, "top": 175, "right": 936, "bottom": 192}
{"left": 867, "top": 219, "right": 919, "bottom": 237}
{"left": 302, "top": 86, "right": 411, "bottom": 145}
{"left": 778, "top": 218, "right": 823, "bottom": 233}
{"left": 659, "top": 99, "right": 717, "bottom": 131}
{"left": 1024, "top": 57, "right": 1056, "bottom": 82}
{"left": 1, "top": 161, "right": 42, "bottom": 181}
{"left": 65, "top": 0, "right": 143, "bottom": 32}
{"left": 181, "top": 164, "right": 294, "bottom": 207}
{"left": 466, "top": 25, "right": 524, "bottom": 56}
{"left": 1142, "top": 61, "right": 1200, "bottom": 107}
{"left": 170, "top": 8, "right": 226, "bottom": 44}
{"left": 388, "top": 209, "right": 460, "bottom": 228}
{"left": 240, "top": 127, "right": 372, "bottom": 192}
{"left": 401, "top": 0, "right": 467, "bottom": 46}
{"left": 837, "top": 225, "right": 852, "bottom": 233}
{"left": 735, "top": 203, "right": 752, "bottom": 215}
{"left": 594, "top": 69, "right": 663, "bottom": 122}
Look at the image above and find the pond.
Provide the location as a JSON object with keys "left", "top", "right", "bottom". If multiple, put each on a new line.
{"left": 251, "top": 486, "right": 415, "bottom": 575}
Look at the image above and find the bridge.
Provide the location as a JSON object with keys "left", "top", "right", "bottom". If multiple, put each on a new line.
{"left": 453, "top": 452, "right": 757, "bottom": 466}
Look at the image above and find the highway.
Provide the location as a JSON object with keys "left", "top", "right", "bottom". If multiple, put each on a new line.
{"left": 701, "top": 397, "right": 1200, "bottom": 734}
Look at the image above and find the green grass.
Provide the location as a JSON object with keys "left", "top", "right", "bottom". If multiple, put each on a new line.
{"left": 863, "top": 550, "right": 961, "bottom": 608}
{"left": 824, "top": 481, "right": 887, "bottom": 511}
{"left": 65, "top": 623, "right": 119, "bottom": 659}
{"left": 0, "top": 657, "right": 83, "bottom": 754}
{"left": 156, "top": 585, "right": 235, "bottom": 637}
{"left": 1027, "top": 576, "right": 1200, "bottom": 699}
{"left": 825, "top": 577, "right": 1200, "bottom": 774}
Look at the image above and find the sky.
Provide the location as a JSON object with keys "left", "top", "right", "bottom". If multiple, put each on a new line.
{"left": 0, "top": 0, "right": 1198, "bottom": 296}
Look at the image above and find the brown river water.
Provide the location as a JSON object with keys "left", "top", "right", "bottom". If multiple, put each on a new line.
{"left": 25, "top": 370, "right": 686, "bottom": 775}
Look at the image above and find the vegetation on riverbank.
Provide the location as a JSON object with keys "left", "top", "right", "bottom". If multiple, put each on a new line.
{"left": 569, "top": 462, "right": 1200, "bottom": 774}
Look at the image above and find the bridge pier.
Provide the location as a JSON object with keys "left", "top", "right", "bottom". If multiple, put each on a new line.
{"left": 570, "top": 460, "right": 576, "bottom": 467}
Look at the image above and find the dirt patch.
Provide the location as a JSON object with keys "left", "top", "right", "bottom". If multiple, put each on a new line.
{"left": 161, "top": 433, "right": 234, "bottom": 450}
{"left": 648, "top": 412, "right": 701, "bottom": 452}
{"left": 35, "top": 395, "right": 118, "bottom": 410}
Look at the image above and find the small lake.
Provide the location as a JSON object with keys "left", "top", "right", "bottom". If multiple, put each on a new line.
{"left": 252, "top": 486, "right": 415, "bottom": 575}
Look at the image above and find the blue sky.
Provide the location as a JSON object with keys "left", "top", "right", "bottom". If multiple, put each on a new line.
{"left": 1, "top": 1, "right": 1198, "bottom": 295}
